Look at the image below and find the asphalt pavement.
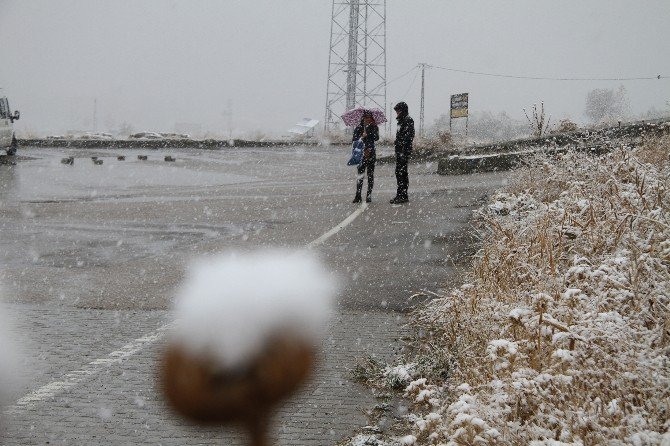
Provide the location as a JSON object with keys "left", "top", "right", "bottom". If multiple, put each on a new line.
{"left": 0, "top": 145, "right": 507, "bottom": 445}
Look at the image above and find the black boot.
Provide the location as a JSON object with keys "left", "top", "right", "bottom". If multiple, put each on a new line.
{"left": 366, "top": 194, "right": 372, "bottom": 203}
{"left": 354, "top": 179, "right": 364, "bottom": 204}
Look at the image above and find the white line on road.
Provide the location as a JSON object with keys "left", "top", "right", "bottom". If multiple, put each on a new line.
{"left": 4, "top": 203, "right": 368, "bottom": 414}
{"left": 307, "top": 202, "right": 368, "bottom": 248}
{"left": 4, "top": 324, "right": 173, "bottom": 415}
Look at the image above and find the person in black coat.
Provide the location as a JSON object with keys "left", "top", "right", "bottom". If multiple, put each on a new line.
{"left": 390, "top": 102, "right": 415, "bottom": 204}
{"left": 352, "top": 112, "right": 380, "bottom": 203}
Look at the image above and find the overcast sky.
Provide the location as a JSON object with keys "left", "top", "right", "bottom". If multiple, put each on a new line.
{"left": 1, "top": 0, "right": 669, "bottom": 137}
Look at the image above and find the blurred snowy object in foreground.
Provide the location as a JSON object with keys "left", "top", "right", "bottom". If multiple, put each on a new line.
{"left": 0, "top": 300, "right": 19, "bottom": 409}
{"left": 171, "top": 249, "right": 337, "bottom": 368}
{"left": 162, "top": 250, "right": 337, "bottom": 442}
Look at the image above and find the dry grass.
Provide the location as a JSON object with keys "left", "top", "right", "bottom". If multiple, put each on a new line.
{"left": 394, "top": 137, "right": 670, "bottom": 445}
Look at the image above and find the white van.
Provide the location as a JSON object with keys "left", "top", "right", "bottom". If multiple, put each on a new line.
{"left": 0, "top": 95, "right": 20, "bottom": 155}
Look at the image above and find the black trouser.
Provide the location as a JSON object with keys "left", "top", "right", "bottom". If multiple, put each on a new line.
{"left": 356, "top": 155, "right": 376, "bottom": 198}
{"left": 395, "top": 151, "right": 409, "bottom": 199}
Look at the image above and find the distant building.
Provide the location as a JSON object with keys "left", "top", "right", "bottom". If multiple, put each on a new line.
{"left": 287, "top": 118, "right": 319, "bottom": 139}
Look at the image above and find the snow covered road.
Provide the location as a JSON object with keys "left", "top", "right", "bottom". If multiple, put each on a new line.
{"left": 0, "top": 146, "right": 507, "bottom": 444}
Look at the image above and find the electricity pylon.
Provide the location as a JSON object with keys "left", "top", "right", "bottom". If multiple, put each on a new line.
{"left": 324, "top": 0, "right": 387, "bottom": 133}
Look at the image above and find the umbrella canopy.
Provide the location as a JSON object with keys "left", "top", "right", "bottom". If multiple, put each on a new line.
{"left": 341, "top": 107, "right": 387, "bottom": 127}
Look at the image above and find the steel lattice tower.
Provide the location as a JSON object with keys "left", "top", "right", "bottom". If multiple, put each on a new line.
{"left": 324, "top": 0, "right": 387, "bottom": 133}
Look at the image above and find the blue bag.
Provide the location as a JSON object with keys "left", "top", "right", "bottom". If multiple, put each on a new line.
{"left": 347, "top": 140, "right": 364, "bottom": 166}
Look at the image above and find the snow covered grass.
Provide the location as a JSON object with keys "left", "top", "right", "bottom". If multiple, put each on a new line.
{"left": 170, "top": 249, "right": 337, "bottom": 368}
{"left": 394, "top": 137, "right": 670, "bottom": 445}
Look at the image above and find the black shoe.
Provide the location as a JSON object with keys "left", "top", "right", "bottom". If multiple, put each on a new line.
{"left": 390, "top": 196, "right": 408, "bottom": 204}
{"left": 353, "top": 195, "right": 362, "bottom": 203}
{"left": 366, "top": 196, "right": 372, "bottom": 203}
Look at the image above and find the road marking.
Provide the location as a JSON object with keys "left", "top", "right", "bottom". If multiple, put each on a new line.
{"left": 4, "top": 324, "right": 172, "bottom": 415}
{"left": 307, "top": 203, "right": 368, "bottom": 248}
{"left": 4, "top": 203, "right": 368, "bottom": 414}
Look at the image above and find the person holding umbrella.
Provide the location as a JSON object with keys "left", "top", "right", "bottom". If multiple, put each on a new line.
{"left": 352, "top": 111, "right": 379, "bottom": 203}
{"left": 390, "top": 102, "right": 415, "bottom": 204}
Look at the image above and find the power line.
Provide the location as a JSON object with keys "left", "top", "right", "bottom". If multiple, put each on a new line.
{"left": 368, "top": 65, "right": 418, "bottom": 97}
{"left": 400, "top": 67, "right": 421, "bottom": 100}
{"left": 383, "top": 65, "right": 421, "bottom": 138}
{"left": 386, "top": 65, "right": 420, "bottom": 86}
{"left": 428, "top": 64, "right": 669, "bottom": 82}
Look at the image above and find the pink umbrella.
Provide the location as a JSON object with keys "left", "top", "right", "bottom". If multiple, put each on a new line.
{"left": 341, "top": 107, "right": 387, "bottom": 127}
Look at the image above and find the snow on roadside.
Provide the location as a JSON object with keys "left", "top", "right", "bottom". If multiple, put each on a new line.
{"left": 396, "top": 138, "right": 670, "bottom": 444}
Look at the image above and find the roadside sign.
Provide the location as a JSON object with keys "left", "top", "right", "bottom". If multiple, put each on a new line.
{"left": 450, "top": 93, "right": 469, "bottom": 135}
{"left": 450, "top": 93, "right": 469, "bottom": 118}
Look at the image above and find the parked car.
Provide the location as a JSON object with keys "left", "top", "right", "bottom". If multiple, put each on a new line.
{"left": 77, "top": 132, "right": 114, "bottom": 140}
{"left": 159, "top": 132, "right": 191, "bottom": 140}
{"left": 129, "top": 132, "right": 163, "bottom": 140}
{"left": 0, "top": 95, "right": 20, "bottom": 155}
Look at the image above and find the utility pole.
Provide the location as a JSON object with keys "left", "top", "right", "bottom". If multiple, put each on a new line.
{"left": 418, "top": 63, "right": 427, "bottom": 138}
{"left": 389, "top": 102, "right": 393, "bottom": 138}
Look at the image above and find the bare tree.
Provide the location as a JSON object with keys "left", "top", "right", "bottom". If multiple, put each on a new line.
{"left": 584, "top": 85, "right": 630, "bottom": 124}
{"left": 523, "top": 102, "right": 552, "bottom": 137}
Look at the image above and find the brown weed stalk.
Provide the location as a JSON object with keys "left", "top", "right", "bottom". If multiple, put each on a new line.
{"left": 403, "top": 138, "right": 670, "bottom": 445}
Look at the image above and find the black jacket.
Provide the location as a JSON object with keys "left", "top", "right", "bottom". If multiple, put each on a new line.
{"left": 353, "top": 123, "right": 380, "bottom": 151}
{"left": 394, "top": 114, "right": 415, "bottom": 154}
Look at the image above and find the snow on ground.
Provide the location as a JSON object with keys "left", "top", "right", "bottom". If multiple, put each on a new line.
{"left": 170, "top": 249, "right": 337, "bottom": 368}
{"left": 387, "top": 137, "right": 670, "bottom": 445}
{"left": 0, "top": 299, "right": 20, "bottom": 409}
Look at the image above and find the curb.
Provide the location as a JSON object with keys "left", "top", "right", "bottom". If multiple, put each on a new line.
{"left": 437, "top": 145, "right": 616, "bottom": 175}
{"left": 437, "top": 150, "right": 530, "bottom": 175}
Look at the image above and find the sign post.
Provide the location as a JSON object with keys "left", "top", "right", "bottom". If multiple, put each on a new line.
{"left": 450, "top": 93, "right": 469, "bottom": 136}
